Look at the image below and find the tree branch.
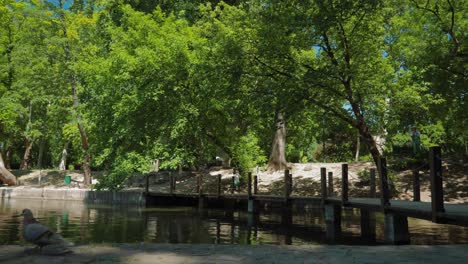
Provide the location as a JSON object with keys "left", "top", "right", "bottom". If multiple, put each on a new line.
{"left": 322, "top": 31, "right": 340, "bottom": 67}
{"left": 308, "top": 96, "right": 358, "bottom": 128}
{"left": 337, "top": 21, "right": 351, "bottom": 82}
{"left": 301, "top": 63, "right": 346, "bottom": 98}
{"left": 411, "top": 0, "right": 460, "bottom": 56}
{"left": 253, "top": 55, "right": 293, "bottom": 79}
{"left": 446, "top": 0, "right": 460, "bottom": 56}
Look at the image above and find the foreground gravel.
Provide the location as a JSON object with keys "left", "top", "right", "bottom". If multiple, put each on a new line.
{"left": 1, "top": 244, "right": 467, "bottom": 264}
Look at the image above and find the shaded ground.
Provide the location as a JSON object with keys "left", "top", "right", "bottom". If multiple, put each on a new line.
{"left": 7, "top": 160, "right": 468, "bottom": 203}
{"left": 0, "top": 244, "right": 467, "bottom": 264}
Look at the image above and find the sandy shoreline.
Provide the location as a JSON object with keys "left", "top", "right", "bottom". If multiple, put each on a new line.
{"left": 1, "top": 243, "right": 467, "bottom": 264}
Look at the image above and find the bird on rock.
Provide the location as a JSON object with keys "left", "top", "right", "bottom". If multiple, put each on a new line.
{"left": 20, "top": 208, "right": 73, "bottom": 255}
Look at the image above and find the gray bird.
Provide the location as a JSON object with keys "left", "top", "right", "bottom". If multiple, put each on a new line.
{"left": 20, "top": 208, "right": 73, "bottom": 255}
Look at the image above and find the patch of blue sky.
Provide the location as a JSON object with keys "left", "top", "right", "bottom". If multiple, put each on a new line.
{"left": 312, "top": 44, "right": 321, "bottom": 58}
{"left": 46, "top": 0, "right": 74, "bottom": 10}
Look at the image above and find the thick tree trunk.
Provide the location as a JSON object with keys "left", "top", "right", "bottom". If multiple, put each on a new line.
{"left": 36, "top": 138, "right": 45, "bottom": 168}
{"left": 0, "top": 152, "right": 16, "bottom": 185}
{"left": 357, "top": 124, "right": 381, "bottom": 166}
{"left": 267, "top": 112, "right": 287, "bottom": 171}
{"left": 19, "top": 139, "right": 33, "bottom": 170}
{"left": 59, "top": 142, "right": 69, "bottom": 170}
{"left": 83, "top": 151, "right": 91, "bottom": 184}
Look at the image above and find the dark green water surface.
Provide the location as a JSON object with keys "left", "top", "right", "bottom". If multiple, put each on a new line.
{"left": 1, "top": 199, "right": 467, "bottom": 245}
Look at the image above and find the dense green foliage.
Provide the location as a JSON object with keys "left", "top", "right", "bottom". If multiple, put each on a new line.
{"left": 0, "top": 0, "right": 465, "bottom": 188}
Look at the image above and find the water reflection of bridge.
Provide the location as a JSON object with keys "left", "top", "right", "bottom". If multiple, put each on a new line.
{"left": 1, "top": 197, "right": 467, "bottom": 245}
{"left": 147, "top": 147, "right": 468, "bottom": 244}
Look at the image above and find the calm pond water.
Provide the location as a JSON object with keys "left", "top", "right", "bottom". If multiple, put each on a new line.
{"left": 1, "top": 199, "right": 467, "bottom": 245}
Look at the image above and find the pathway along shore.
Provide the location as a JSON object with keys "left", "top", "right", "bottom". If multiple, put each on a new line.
{"left": 1, "top": 244, "right": 467, "bottom": 264}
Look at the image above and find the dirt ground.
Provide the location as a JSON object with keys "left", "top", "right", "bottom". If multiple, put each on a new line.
{"left": 8, "top": 161, "right": 468, "bottom": 203}
{"left": 1, "top": 244, "right": 467, "bottom": 264}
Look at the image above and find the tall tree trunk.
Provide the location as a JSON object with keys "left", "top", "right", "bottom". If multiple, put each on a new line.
{"left": 73, "top": 76, "right": 92, "bottom": 185}
{"left": 5, "top": 146, "right": 12, "bottom": 169}
{"left": 59, "top": 0, "right": 91, "bottom": 185}
{"left": 36, "top": 138, "right": 45, "bottom": 168}
{"left": 0, "top": 151, "right": 16, "bottom": 185}
{"left": 267, "top": 112, "right": 287, "bottom": 171}
{"left": 19, "top": 139, "right": 33, "bottom": 170}
{"left": 355, "top": 131, "right": 360, "bottom": 162}
{"left": 59, "top": 142, "right": 69, "bottom": 170}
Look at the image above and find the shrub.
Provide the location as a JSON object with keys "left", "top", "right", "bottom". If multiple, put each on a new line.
{"left": 231, "top": 132, "right": 267, "bottom": 176}
{"left": 94, "top": 152, "right": 151, "bottom": 191}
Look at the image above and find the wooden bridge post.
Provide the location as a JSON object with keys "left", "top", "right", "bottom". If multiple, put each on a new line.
{"left": 413, "top": 169, "right": 420, "bottom": 202}
{"left": 321, "top": 168, "right": 327, "bottom": 206}
{"left": 145, "top": 174, "right": 149, "bottom": 194}
{"left": 198, "top": 173, "right": 203, "bottom": 195}
{"left": 284, "top": 169, "right": 291, "bottom": 200}
{"left": 217, "top": 174, "right": 222, "bottom": 198}
{"left": 231, "top": 176, "right": 235, "bottom": 194}
{"left": 282, "top": 169, "right": 292, "bottom": 220}
{"left": 328, "top": 171, "right": 333, "bottom": 196}
{"left": 253, "top": 175, "right": 258, "bottom": 195}
{"left": 370, "top": 168, "right": 376, "bottom": 198}
{"left": 198, "top": 173, "right": 205, "bottom": 210}
{"left": 248, "top": 172, "right": 252, "bottom": 199}
{"left": 169, "top": 172, "right": 174, "bottom": 194}
{"left": 247, "top": 172, "right": 258, "bottom": 214}
{"left": 341, "top": 164, "right": 348, "bottom": 204}
{"left": 430, "top": 146, "right": 445, "bottom": 221}
{"left": 378, "top": 157, "right": 391, "bottom": 207}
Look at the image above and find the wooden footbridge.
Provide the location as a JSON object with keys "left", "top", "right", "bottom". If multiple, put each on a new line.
{"left": 145, "top": 147, "right": 468, "bottom": 244}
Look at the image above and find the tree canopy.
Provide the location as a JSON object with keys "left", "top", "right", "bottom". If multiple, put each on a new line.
{"left": 0, "top": 0, "right": 465, "bottom": 188}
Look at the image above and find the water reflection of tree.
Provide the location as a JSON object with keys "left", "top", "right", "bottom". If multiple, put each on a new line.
{"left": 87, "top": 206, "right": 146, "bottom": 243}
{"left": 0, "top": 206, "right": 21, "bottom": 244}
{"left": 2, "top": 200, "right": 468, "bottom": 245}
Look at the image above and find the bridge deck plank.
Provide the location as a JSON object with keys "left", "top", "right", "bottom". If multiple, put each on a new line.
{"left": 147, "top": 192, "right": 468, "bottom": 226}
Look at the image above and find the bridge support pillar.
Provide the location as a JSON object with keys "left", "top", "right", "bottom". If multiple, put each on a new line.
{"left": 248, "top": 199, "right": 258, "bottom": 214}
{"left": 324, "top": 204, "right": 341, "bottom": 240}
{"left": 198, "top": 195, "right": 206, "bottom": 210}
{"left": 384, "top": 213, "right": 410, "bottom": 244}
{"left": 360, "top": 209, "right": 376, "bottom": 241}
{"left": 247, "top": 212, "right": 260, "bottom": 227}
{"left": 281, "top": 207, "right": 293, "bottom": 226}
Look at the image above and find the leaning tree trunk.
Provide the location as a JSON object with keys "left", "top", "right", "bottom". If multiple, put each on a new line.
{"left": 267, "top": 112, "right": 287, "bottom": 171}
{"left": 59, "top": 1, "right": 91, "bottom": 186}
{"left": 356, "top": 122, "right": 381, "bottom": 166}
{"left": 343, "top": 80, "right": 382, "bottom": 167}
{"left": 19, "top": 139, "right": 33, "bottom": 170}
{"left": 0, "top": 151, "right": 16, "bottom": 185}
